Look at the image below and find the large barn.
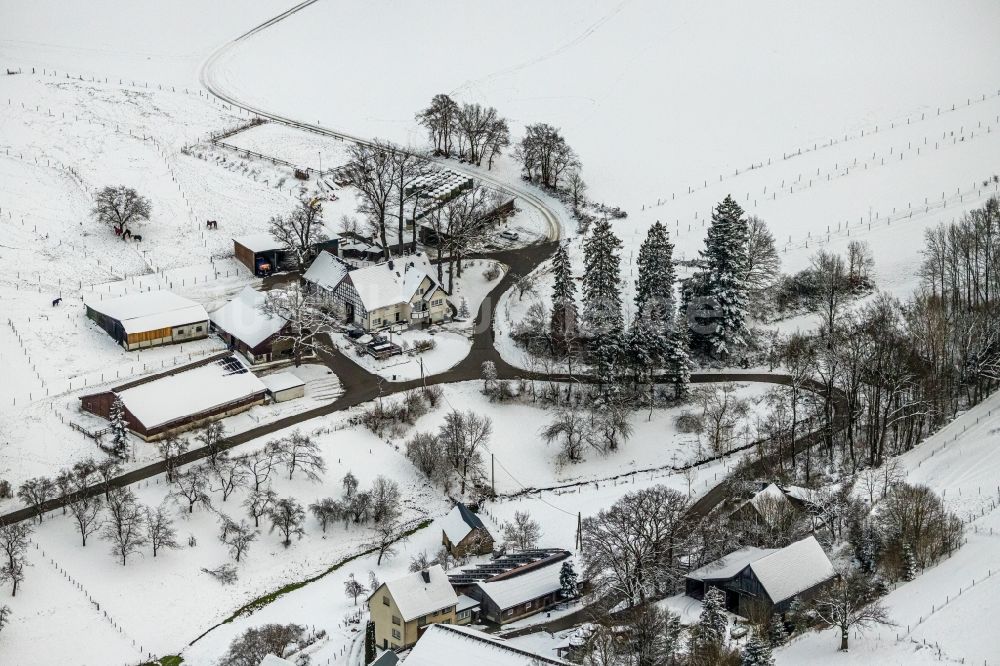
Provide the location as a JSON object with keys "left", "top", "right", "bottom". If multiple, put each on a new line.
{"left": 79, "top": 353, "right": 267, "bottom": 441}
{"left": 684, "top": 535, "right": 837, "bottom": 619}
{"left": 85, "top": 291, "right": 209, "bottom": 351}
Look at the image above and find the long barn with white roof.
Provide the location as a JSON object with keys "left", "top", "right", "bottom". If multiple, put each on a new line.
{"left": 85, "top": 290, "right": 210, "bottom": 351}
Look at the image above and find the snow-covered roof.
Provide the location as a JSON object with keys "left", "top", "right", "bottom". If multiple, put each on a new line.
{"left": 347, "top": 254, "right": 441, "bottom": 312}
{"left": 303, "top": 250, "right": 350, "bottom": 291}
{"left": 260, "top": 371, "right": 305, "bottom": 393}
{"left": 474, "top": 558, "right": 564, "bottom": 611}
{"left": 783, "top": 485, "right": 823, "bottom": 506}
{"left": 456, "top": 593, "right": 480, "bottom": 613}
{"left": 210, "top": 286, "right": 287, "bottom": 348}
{"left": 370, "top": 651, "right": 399, "bottom": 666}
{"left": 86, "top": 291, "right": 209, "bottom": 334}
{"left": 380, "top": 564, "right": 457, "bottom": 622}
{"left": 441, "top": 503, "right": 492, "bottom": 546}
{"left": 233, "top": 233, "right": 282, "bottom": 253}
{"left": 404, "top": 624, "right": 569, "bottom": 666}
{"left": 259, "top": 655, "right": 295, "bottom": 666}
{"left": 116, "top": 355, "right": 266, "bottom": 429}
{"left": 749, "top": 536, "right": 837, "bottom": 604}
{"left": 686, "top": 546, "right": 778, "bottom": 582}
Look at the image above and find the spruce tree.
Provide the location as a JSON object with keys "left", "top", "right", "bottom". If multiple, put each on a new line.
{"left": 108, "top": 397, "right": 130, "bottom": 460}
{"left": 742, "top": 632, "right": 775, "bottom": 666}
{"left": 696, "top": 195, "right": 750, "bottom": 358}
{"left": 559, "top": 561, "right": 579, "bottom": 598}
{"left": 767, "top": 614, "right": 789, "bottom": 648}
{"left": 634, "top": 220, "right": 677, "bottom": 326}
{"left": 549, "top": 243, "right": 578, "bottom": 344}
{"left": 582, "top": 218, "right": 624, "bottom": 338}
{"left": 664, "top": 311, "right": 693, "bottom": 399}
{"left": 696, "top": 587, "right": 728, "bottom": 647}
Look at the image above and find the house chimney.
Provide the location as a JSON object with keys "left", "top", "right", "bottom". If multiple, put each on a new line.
{"left": 421, "top": 570, "right": 431, "bottom": 584}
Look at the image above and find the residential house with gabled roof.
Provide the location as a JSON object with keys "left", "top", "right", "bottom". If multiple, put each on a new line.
{"left": 367, "top": 565, "right": 458, "bottom": 651}
{"left": 685, "top": 535, "right": 837, "bottom": 618}
{"left": 404, "top": 624, "right": 570, "bottom": 666}
{"left": 304, "top": 251, "right": 449, "bottom": 331}
{"left": 441, "top": 503, "right": 495, "bottom": 558}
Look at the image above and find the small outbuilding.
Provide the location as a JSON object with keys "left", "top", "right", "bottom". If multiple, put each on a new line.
{"left": 233, "top": 233, "right": 338, "bottom": 276}
{"left": 85, "top": 291, "right": 209, "bottom": 351}
{"left": 441, "top": 503, "right": 495, "bottom": 558}
{"left": 210, "top": 286, "right": 290, "bottom": 364}
{"left": 260, "top": 372, "right": 305, "bottom": 402}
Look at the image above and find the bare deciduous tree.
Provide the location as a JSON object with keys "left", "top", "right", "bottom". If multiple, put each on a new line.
{"left": 268, "top": 198, "right": 328, "bottom": 271}
{"left": 438, "top": 409, "right": 492, "bottom": 494}
{"left": 156, "top": 433, "right": 189, "bottom": 483}
{"left": 276, "top": 430, "right": 326, "bottom": 481}
{"left": 268, "top": 497, "right": 306, "bottom": 547}
{"left": 17, "top": 477, "right": 54, "bottom": 524}
{"left": 145, "top": 503, "right": 179, "bottom": 557}
{"left": 807, "top": 570, "right": 893, "bottom": 651}
{"left": 243, "top": 488, "right": 277, "bottom": 529}
{"left": 92, "top": 185, "right": 151, "bottom": 238}
{"left": 102, "top": 488, "right": 147, "bottom": 566}
{"left": 260, "top": 284, "right": 332, "bottom": 367}
{"left": 171, "top": 466, "right": 212, "bottom": 514}
{"left": 503, "top": 510, "right": 541, "bottom": 551}
{"left": 0, "top": 522, "right": 32, "bottom": 596}
{"left": 69, "top": 492, "right": 103, "bottom": 547}
{"left": 344, "top": 573, "right": 367, "bottom": 605}
{"left": 344, "top": 140, "right": 401, "bottom": 259}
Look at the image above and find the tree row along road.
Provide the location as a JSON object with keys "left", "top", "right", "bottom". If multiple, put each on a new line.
{"left": 0, "top": 4, "right": 849, "bottom": 527}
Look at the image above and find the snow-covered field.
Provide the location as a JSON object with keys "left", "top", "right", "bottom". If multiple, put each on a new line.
{"left": 777, "top": 390, "right": 1000, "bottom": 665}
{"left": 3, "top": 1, "right": 1000, "bottom": 664}
{"left": 207, "top": 0, "right": 1000, "bottom": 303}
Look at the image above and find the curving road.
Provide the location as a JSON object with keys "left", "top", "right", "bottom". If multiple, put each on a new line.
{"left": 0, "top": 4, "right": 847, "bottom": 529}
{"left": 198, "top": 0, "right": 563, "bottom": 243}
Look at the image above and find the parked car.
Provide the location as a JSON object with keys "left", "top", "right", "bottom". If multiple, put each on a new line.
{"left": 499, "top": 230, "right": 520, "bottom": 241}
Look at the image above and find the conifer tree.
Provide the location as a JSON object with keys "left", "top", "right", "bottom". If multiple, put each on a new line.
{"left": 549, "top": 243, "right": 578, "bottom": 344}
{"left": 634, "top": 220, "right": 677, "bottom": 326}
{"left": 559, "top": 561, "right": 579, "bottom": 598}
{"left": 742, "top": 631, "right": 775, "bottom": 666}
{"left": 582, "top": 218, "right": 624, "bottom": 338}
{"left": 767, "top": 614, "right": 789, "bottom": 647}
{"left": 108, "top": 397, "right": 130, "bottom": 460}
{"left": 664, "top": 311, "right": 693, "bottom": 399}
{"left": 695, "top": 587, "right": 728, "bottom": 648}
{"left": 696, "top": 195, "right": 750, "bottom": 358}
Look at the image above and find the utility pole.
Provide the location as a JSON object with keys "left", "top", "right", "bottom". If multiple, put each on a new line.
{"left": 491, "top": 454, "right": 495, "bottom": 495}
{"left": 576, "top": 512, "right": 583, "bottom": 551}
{"left": 420, "top": 356, "right": 425, "bottom": 387}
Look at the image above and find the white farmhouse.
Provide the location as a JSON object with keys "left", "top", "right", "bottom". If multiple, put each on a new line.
{"left": 304, "top": 252, "right": 449, "bottom": 332}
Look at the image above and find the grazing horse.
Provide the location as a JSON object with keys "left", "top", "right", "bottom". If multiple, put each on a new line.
{"left": 123, "top": 228, "right": 132, "bottom": 239}
{"left": 133, "top": 234, "right": 143, "bottom": 242}
{"left": 52, "top": 297, "right": 62, "bottom": 306}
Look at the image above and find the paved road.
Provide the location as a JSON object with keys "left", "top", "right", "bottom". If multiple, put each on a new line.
{"left": 0, "top": 3, "right": 844, "bottom": 530}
